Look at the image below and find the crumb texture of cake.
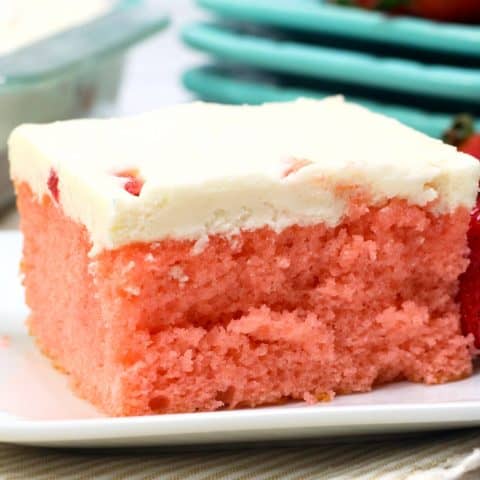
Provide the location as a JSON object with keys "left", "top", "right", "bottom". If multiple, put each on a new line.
{"left": 18, "top": 183, "right": 473, "bottom": 415}
{"left": 11, "top": 98, "right": 480, "bottom": 416}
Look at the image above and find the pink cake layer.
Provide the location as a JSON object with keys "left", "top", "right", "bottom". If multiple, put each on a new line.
{"left": 17, "top": 183, "right": 473, "bottom": 416}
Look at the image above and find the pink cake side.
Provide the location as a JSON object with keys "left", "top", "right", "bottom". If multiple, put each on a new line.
{"left": 17, "top": 183, "right": 473, "bottom": 416}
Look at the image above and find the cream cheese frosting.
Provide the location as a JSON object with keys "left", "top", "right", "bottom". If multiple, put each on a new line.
{"left": 9, "top": 97, "right": 480, "bottom": 254}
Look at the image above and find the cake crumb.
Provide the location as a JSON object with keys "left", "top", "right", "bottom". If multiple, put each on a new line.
{"left": 123, "top": 261, "right": 136, "bottom": 274}
{"left": 191, "top": 235, "right": 209, "bottom": 256}
{"left": 87, "top": 261, "right": 98, "bottom": 277}
{"left": 229, "top": 235, "right": 243, "bottom": 252}
{"left": 169, "top": 265, "right": 189, "bottom": 285}
{"left": 303, "top": 391, "right": 333, "bottom": 404}
{"left": 317, "top": 392, "right": 334, "bottom": 402}
{"left": 277, "top": 257, "right": 290, "bottom": 269}
{"left": 123, "top": 286, "right": 140, "bottom": 296}
{"left": 145, "top": 253, "right": 155, "bottom": 263}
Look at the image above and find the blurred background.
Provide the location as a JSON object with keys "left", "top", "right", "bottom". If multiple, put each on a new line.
{"left": 1, "top": 0, "right": 480, "bottom": 226}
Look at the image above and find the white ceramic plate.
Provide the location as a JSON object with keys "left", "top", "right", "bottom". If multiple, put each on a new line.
{"left": 1, "top": 230, "right": 480, "bottom": 448}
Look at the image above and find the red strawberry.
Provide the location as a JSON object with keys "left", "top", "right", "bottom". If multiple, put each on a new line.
{"left": 460, "top": 135, "right": 480, "bottom": 160}
{"left": 444, "top": 115, "right": 480, "bottom": 347}
{"left": 123, "top": 177, "right": 144, "bottom": 197}
{"left": 330, "top": 0, "right": 480, "bottom": 23}
{"left": 443, "top": 114, "right": 479, "bottom": 158}
{"left": 405, "top": 0, "right": 480, "bottom": 23}
{"left": 458, "top": 203, "right": 480, "bottom": 348}
{"left": 47, "top": 169, "right": 59, "bottom": 202}
{"left": 115, "top": 169, "right": 144, "bottom": 197}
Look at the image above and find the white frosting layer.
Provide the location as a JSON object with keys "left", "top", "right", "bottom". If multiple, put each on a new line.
{"left": 0, "top": 0, "right": 109, "bottom": 55}
{"left": 9, "top": 97, "right": 480, "bottom": 254}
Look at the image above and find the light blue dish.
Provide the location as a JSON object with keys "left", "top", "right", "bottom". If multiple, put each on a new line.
{"left": 182, "top": 23, "right": 480, "bottom": 104}
{"left": 197, "top": 0, "right": 480, "bottom": 58}
{"left": 183, "top": 66, "right": 480, "bottom": 138}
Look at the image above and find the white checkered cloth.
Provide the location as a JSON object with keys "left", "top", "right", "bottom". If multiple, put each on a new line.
{"left": 1, "top": 429, "right": 479, "bottom": 479}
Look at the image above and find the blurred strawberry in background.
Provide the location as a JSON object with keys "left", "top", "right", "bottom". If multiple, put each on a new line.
{"left": 330, "top": 0, "right": 480, "bottom": 23}
{"left": 444, "top": 115, "right": 480, "bottom": 160}
{"left": 460, "top": 134, "right": 480, "bottom": 160}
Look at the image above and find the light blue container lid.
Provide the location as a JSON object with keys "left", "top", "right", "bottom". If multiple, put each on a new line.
{"left": 0, "top": 0, "right": 169, "bottom": 89}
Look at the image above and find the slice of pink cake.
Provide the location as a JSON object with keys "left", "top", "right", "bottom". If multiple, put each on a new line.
{"left": 8, "top": 97, "right": 480, "bottom": 416}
